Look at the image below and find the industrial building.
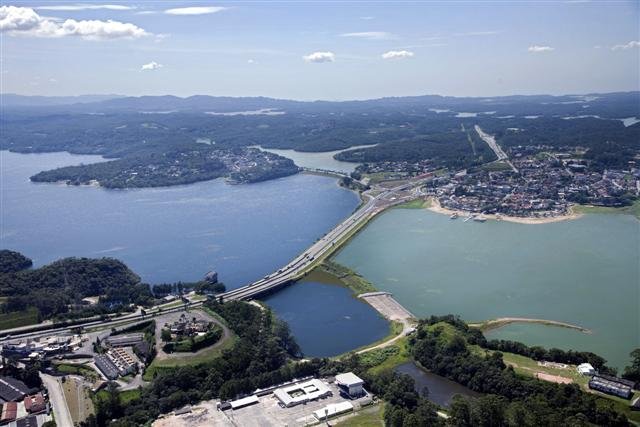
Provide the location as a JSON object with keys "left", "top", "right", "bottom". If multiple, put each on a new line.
{"left": 94, "top": 354, "right": 119, "bottom": 380}
{"left": 589, "top": 375, "right": 633, "bottom": 399}
{"left": 335, "top": 372, "right": 365, "bottom": 398}
{"left": 104, "top": 333, "right": 143, "bottom": 348}
{"left": 107, "top": 348, "right": 138, "bottom": 376}
{"left": 273, "top": 379, "right": 332, "bottom": 407}
{"left": 313, "top": 401, "right": 354, "bottom": 421}
{"left": 0, "top": 377, "right": 32, "bottom": 402}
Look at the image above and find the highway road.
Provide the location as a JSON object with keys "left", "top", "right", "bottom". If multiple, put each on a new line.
{"left": 220, "top": 179, "right": 423, "bottom": 301}
{"left": 41, "top": 373, "right": 74, "bottom": 427}
{"left": 475, "top": 125, "right": 519, "bottom": 173}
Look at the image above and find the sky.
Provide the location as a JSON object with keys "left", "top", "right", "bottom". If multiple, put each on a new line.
{"left": 0, "top": 1, "right": 639, "bottom": 100}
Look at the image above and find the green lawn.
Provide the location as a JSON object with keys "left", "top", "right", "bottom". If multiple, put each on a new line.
{"left": 0, "top": 307, "right": 39, "bottom": 330}
{"left": 336, "top": 404, "right": 384, "bottom": 426}
{"left": 573, "top": 199, "right": 640, "bottom": 219}
{"left": 366, "top": 337, "right": 412, "bottom": 375}
{"left": 54, "top": 363, "right": 100, "bottom": 382}
{"left": 310, "top": 260, "right": 377, "bottom": 295}
{"left": 395, "top": 198, "right": 430, "bottom": 209}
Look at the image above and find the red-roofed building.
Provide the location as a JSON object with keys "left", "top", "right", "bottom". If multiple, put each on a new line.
{"left": 1, "top": 401, "right": 17, "bottom": 423}
{"left": 23, "top": 393, "right": 46, "bottom": 414}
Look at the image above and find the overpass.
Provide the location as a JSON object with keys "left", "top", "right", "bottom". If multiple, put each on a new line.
{"left": 220, "top": 180, "right": 423, "bottom": 301}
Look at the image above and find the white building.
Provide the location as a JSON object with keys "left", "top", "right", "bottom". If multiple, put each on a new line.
{"left": 577, "top": 363, "right": 596, "bottom": 376}
{"left": 313, "top": 401, "right": 354, "bottom": 421}
{"left": 335, "top": 372, "right": 365, "bottom": 398}
{"left": 273, "top": 379, "right": 332, "bottom": 407}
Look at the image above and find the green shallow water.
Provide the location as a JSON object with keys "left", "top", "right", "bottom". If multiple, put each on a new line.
{"left": 335, "top": 208, "right": 639, "bottom": 370}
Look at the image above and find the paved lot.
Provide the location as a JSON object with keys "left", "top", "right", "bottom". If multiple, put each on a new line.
{"left": 359, "top": 293, "right": 414, "bottom": 321}
{"left": 154, "top": 382, "right": 371, "bottom": 427}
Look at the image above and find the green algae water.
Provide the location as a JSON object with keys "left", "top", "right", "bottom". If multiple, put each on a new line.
{"left": 335, "top": 208, "right": 639, "bottom": 370}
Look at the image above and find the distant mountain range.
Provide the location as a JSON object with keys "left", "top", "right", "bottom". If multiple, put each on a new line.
{"left": 1, "top": 93, "right": 126, "bottom": 107}
{"left": 2, "top": 92, "right": 638, "bottom": 117}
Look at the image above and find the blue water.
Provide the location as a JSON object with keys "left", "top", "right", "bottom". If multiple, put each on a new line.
{"left": 1, "top": 150, "right": 388, "bottom": 357}
{"left": 263, "top": 281, "right": 389, "bottom": 357}
{"left": 335, "top": 208, "right": 639, "bottom": 369}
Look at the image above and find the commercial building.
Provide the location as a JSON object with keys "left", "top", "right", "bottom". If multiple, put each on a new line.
{"left": 589, "top": 375, "right": 633, "bottom": 399}
{"left": 335, "top": 372, "right": 365, "bottom": 398}
{"left": 313, "top": 401, "right": 354, "bottom": 421}
{"left": 273, "top": 379, "right": 332, "bottom": 407}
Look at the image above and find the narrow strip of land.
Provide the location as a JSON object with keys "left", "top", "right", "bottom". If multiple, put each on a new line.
{"left": 469, "top": 317, "right": 591, "bottom": 333}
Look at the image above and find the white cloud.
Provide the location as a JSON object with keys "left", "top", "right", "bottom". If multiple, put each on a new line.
{"left": 359, "top": 16, "right": 374, "bottom": 20}
{"left": 381, "top": 50, "right": 414, "bottom": 59}
{"left": 455, "top": 30, "right": 500, "bottom": 37}
{"left": 340, "top": 31, "right": 394, "bottom": 40}
{"left": 611, "top": 40, "right": 640, "bottom": 51}
{"left": 164, "top": 6, "right": 227, "bottom": 16}
{"left": 303, "top": 51, "right": 335, "bottom": 63}
{"left": 36, "top": 4, "right": 134, "bottom": 11}
{"left": 141, "top": 61, "right": 163, "bottom": 71}
{"left": 247, "top": 59, "right": 255, "bottom": 64}
{"left": 528, "top": 45, "right": 555, "bottom": 52}
{"left": 0, "top": 6, "right": 150, "bottom": 39}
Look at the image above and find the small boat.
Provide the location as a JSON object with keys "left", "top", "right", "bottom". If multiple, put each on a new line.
{"left": 463, "top": 214, "right": 473, "bottom": 222}
{"left": 450, "top": 212, "right": 458, "bottom": 219}
{"left": 473, "top": 215, "right": 487, "bottom": 222}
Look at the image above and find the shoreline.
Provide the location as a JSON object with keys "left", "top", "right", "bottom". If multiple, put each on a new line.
{"left": 427, "top": 197, "right": 583, "bottom": 224}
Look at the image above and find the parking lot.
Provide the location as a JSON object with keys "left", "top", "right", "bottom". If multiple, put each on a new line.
{"left": 153, "top": 382, "right": 373, "bottom": 427}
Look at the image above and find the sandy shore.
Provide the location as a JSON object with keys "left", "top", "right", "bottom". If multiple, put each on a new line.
{"left": 427, "top": 198, "right": 582, "bottom": 224}
{"left": 469, "top": 316, "right": 591, "bottom": 334}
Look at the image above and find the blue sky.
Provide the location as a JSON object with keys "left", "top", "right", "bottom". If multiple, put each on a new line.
{"left": 1, "top": 1, "right": 638, "bottom": 100}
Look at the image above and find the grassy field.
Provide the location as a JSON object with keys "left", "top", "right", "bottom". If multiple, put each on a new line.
{"left": 479, "top": 161, "right": 513, "bottom": 172}
{"left": 498, "top": 352, "right": 640, "bottom": 423}
{"left": 364, "top": 336, "right": 412, "bottom": 375}
{"left": 310, "top": 260, "right": 377, "bottom": 295}
{"left": 0, "top": 307, "right": 39, "bottom": 330}
{"left": 573, "top": 199, "right": 640, "bottom": 219}
{"left": 95, "top": 388, "right": 141, "bottom": 405}
{"left": 62, "top": 376, "right": 95, "bottom": 425}
{"left": 55, "top": 363, "right": 101, "bottom": 382}
{"left": 336, "top": 404, "right": 384, "bottom": 426}
{"left": 394, "top": 198, "right": 431, "bottom": 209}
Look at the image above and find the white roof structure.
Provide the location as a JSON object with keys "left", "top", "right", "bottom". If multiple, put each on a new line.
{"left": 577, "top": 363, "right": 596, "bottom": 375}
{"left": 273, "top": 379, "right": 331, "bottom": 407}
{"left": 335, "top": 372, "right": 364, "bottom": 386}
{"left": 230, "top": 395, "right": 259, "bottom": 409}
{"left": 313, "top": 401, "right": 354, "bottom": 420}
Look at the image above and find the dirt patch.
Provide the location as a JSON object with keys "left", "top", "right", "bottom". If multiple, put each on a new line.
{"left": 535, "top": 372, "right": 573, "bottom": 384}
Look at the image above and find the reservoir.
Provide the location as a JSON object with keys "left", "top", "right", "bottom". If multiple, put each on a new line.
{"left": 335, "top": 207, "right": 639, "bottom": 370}
{"left": 395, "top": 362, "right": 481, "bottom": 407}
{"left": 0, "top": 150, "right": 388, "bottom": 357}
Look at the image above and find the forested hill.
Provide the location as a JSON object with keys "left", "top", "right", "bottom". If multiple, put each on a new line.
{"left": 0, "top": 250, "right": 153, "bottom": 321}
{"left": 1, "top": 91, "right": 638, "bottom": 188}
